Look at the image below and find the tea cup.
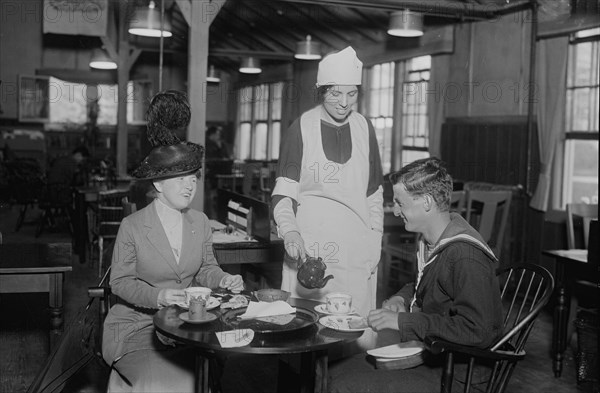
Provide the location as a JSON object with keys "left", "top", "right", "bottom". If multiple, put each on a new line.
{"left": 184, "top": 287, "right": 212, "bottom": 306}
{"left": 326, "top": 293, "right": 352, "bottom": 314}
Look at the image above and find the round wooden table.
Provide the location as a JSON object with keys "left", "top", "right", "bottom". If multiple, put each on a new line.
{"left": 154, "top": 297, "right": 364, "bottom": 393}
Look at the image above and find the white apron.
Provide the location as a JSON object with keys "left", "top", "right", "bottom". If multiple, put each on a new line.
{"left": 280, "top": 107, "right": 381, "bottom": 317}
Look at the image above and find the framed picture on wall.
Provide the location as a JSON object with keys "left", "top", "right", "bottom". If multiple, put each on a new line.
{"left": 18, "top": 75, "right": 50, "bottom": 123}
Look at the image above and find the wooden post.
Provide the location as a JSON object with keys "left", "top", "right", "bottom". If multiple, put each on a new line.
{"left": 182, "top": 0, "right": 224, "bottom": 212}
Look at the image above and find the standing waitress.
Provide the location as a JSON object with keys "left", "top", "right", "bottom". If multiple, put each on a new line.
{"left": 272, "top": 47, "right": 384, "bottom": 316}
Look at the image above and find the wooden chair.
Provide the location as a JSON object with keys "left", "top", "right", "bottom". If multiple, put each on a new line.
{"left": 36, "top": 182, "right": 74, "bottom": 238}
{"left": 465, "top": 190, "right": 512, "bottom": 260}
{"left": 450, "top": 190, "right": 468, "bottom": 217}
{"left": 566, "top": 203, "right": 598, "bottom": 250}
{"left": 121, "top": 196, "right": 137, "bottom": 217}
{"left": 426, "top": 263, "right": 554, "bottom": 393}
{"left": 89, "top": 189, "right": 127, "bottom": 277}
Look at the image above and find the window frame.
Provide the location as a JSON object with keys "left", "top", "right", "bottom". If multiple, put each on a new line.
{"left": 235, "top": 82, "right": 283, "bottom": 161}
{"left": 560, "top": 30, "right": 599, "bottom": 207}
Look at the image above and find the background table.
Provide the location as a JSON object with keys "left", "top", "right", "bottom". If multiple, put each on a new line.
{"left": 0, "top": 242, "right": 72, "bottom": 333}
{"left": 542, "top": 249, "right": 592, "bottom": 377}
{"left": 154, "top": 297, "right": 363, "bottom": 393}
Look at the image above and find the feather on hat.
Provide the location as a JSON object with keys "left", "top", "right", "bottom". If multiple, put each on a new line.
{"left": 132, "top": 90, "right": 204, "bottom": 180}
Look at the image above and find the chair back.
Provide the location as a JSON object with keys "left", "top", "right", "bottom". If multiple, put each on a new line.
{"left": 566, "top": 203, "right": 598, "bottom": 250}
{"left": 450, "top": 190, "right": 467, "bottom": 216}
{"left": 493, "top": 264, "right": 555, "bottom": 353}
{"left": 97, "top": 189, "right": 128, "bottom": 237}
{"left": 121, "top": 196, "right": 137, "bottom": 217}
{"left": 465, "top": 190, "right": 512, "bottom": 259}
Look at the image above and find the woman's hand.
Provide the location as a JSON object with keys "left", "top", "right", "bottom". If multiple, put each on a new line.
{"left": 367, "top": 308, "right": 400, "bottom": 332}
{"left": 157, "top": 288, "right": 186, "bottom": 308}
{"left": 219, "top": 274, "right": 244, "bottom": 293}
{"left": 382, "top": 296, "right": 406, "bottom": 312}
{"left": 283, "top": 231, "right": 306, "bottom": 261}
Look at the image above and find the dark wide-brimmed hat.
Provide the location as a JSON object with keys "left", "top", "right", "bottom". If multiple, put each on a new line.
{"left": 132, "top": 90, "right": 204, "bottom": 181}
{"left": 132, "top": 142, "right": 204, "bottom": 180}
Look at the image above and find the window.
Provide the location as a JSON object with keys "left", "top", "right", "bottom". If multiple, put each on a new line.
{"left": 364, "top": 56, "right": 431, "bottom": 174}
{"left": 21, "top": 76, "right": 151, "bottom": 126}
{"left": 235, "top": 82, "right": 283, "bottom": 161}
{"left": 563, "top": 28, "right": 599, "bottom": 205}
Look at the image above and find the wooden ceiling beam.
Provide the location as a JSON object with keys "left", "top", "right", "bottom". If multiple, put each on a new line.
{"left": 209, "top": 49, "right": 294, "bottom": 59}
{"left": 270, "top": 0, "right": 533, "bottom": 20}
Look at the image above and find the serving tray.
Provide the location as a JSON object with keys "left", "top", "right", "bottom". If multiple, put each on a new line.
{"left": 221, "top": 306, "right": 318, "bottom": 334}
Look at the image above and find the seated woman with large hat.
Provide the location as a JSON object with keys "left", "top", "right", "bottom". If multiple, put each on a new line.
{"left": 102, "top": 90, "right": 244, "bottom": 392}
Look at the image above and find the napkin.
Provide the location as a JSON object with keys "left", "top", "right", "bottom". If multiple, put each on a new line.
{"left": 239, "top": 301, "right": 296, "bottom": 319}
{"left": 215, "top": 329, "right": 254, "bottom": 348}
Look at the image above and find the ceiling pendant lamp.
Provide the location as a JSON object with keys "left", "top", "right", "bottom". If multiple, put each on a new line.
{"left": 207, "top": 65, "right": 221, "bottom": 83}
{"left": 387, "top": 10, "right": 424, "bottom": 37}
{"left": 89, "top": 48, "right": 117, "bottom": 69}
{"left": 239, "top": 57, "right": 261, "bottom": 74}
{"left": 128, "top": 0, "right": 172, "bottom": 38}
{"left": 295, "top": 35, "right": 322, "bottom": 60}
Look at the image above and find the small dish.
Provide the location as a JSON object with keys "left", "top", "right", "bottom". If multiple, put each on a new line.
{"left": 319, "top": 315, "right": 368, "bottom": 332}
{"left": 313, "top": 304, "right": 357, "bottom": 315}
{"left": 366, "top": 341, "right": 425, "bottom": 359}
{"left": 179, "top": 312, "right": 217, "bottom": 324}
{"left": 175, "top": 296, "right": 220, "bottom": 310}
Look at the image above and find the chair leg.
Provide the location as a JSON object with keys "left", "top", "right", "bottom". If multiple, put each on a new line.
{"left": 463, "top": 357, "right": 475, "bottom": 393}
{"left": 441, "top": 352, "right": 454, "bottom": 393}
{"left": 98, "top": 237, "right": 104, "bottom": 278}
{"left": 15, "top": 203, "right": 29, "bottom": 232}
{"left": 35, "top": 209, "right": 48, "bottom": 238}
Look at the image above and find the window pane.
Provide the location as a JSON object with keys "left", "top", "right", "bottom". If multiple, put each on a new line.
{"left": 271, "top": 82, "right": 283, "bottom": 120}
{"left": 238, "top": 123, "right": 251, "bottom": 160}
{"left": 564, "top": 140, "right": 599, "bottom": 204}
{"left": 271, "top": 122, "right": 281, "bottom": 160}
{"left": 48, "top": 77, "right": 87, "bottom": 124}
{"left": 253, "top": 122, "right": 268, "bottom": 160}
{"left": 402, "top": 150, "right": 430, "bottom": 167}
{"left": 97, "top": 84, "right": 118, "bottom": 125}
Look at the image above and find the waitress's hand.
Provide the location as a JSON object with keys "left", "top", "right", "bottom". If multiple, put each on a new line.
{"left": 367, "top": 308, "right": 400, "bottom": 332}
{"left": 157, "top": 288, "right": 186, "bottom": 308}
{"left": 219, "top": 274, "right": 244, "bottom": 293}
{"left": 283, "top": 231, "right": 306, "bottom": 262}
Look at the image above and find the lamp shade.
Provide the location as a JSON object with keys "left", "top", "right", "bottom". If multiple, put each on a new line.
{"left": 295, "top": 35, "right": 321, "bottom": 60}
{"left": 207, "top": 65, "right": 220, "bottom": 83}
{"left": 90, "top": 48, "right": 117, "bottom": 70}
{"left": 129, "top": 1, "right": 172, "bottom": 38}
{"left": 239, "top": 57, "right": 261, "bottom": 74}
{"left": 387, "top": 10, "right": 424, "bottom": 37}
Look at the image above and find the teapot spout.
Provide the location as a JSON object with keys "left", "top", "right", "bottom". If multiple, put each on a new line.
{"left": 316, "top": 274, "right": 334, "bottom": 288}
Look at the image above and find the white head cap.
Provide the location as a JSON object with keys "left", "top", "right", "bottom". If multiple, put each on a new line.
{"left": 316, "top": 46, "right": 363, "bottom": 87}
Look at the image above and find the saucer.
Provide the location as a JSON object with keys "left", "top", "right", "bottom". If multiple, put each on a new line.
{"left": 314, "top": 304, "right": 357, "bottom": 315}
{"left": 175, "top": 296, "right": 220, "bottom": 310}
{"left": 319, "top": 315, "right": 368, "bottom": 332}
{"left": 179, "top": 312, "right": 217, "bottom": 324}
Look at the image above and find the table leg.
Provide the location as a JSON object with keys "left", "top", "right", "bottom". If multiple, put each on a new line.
{"left": 552, "top": 261, "right": 569, "bottom": 378}
{"left": 48, "top": 272, "right": 64, "bottom": 333}
{"left": 299, "top": 350, "right": 328, "bottom": 393}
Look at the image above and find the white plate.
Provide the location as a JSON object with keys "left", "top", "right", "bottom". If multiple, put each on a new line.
{"left": 175, "top": 296, "right": 220, "bottom": 310}
{"left": 366, "top": 341, "right": 425, "bottom": 359}
{"left": 319, "top": 315, "right": 368, "bottom": 332}
{"left": 313, "top": 304, "right": 358, "bottom": 315}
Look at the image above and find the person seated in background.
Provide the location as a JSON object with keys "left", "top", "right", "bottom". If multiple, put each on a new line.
{"left": 329, "top": 157, "right": 503, "bottom": 393}
{"left": 102, "top": 90, "right": 244, "bottom": 393}
{"left": 46, "top": 146, "right": 89, "bottom": 187}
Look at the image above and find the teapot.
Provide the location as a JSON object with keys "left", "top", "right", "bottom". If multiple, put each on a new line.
{"left": 295, "top": 255, "right": 334, "bottom": 289}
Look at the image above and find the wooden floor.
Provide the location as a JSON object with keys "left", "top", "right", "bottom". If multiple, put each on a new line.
{"left": 0, "top": 203, "right": 593, "bottom": 393}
